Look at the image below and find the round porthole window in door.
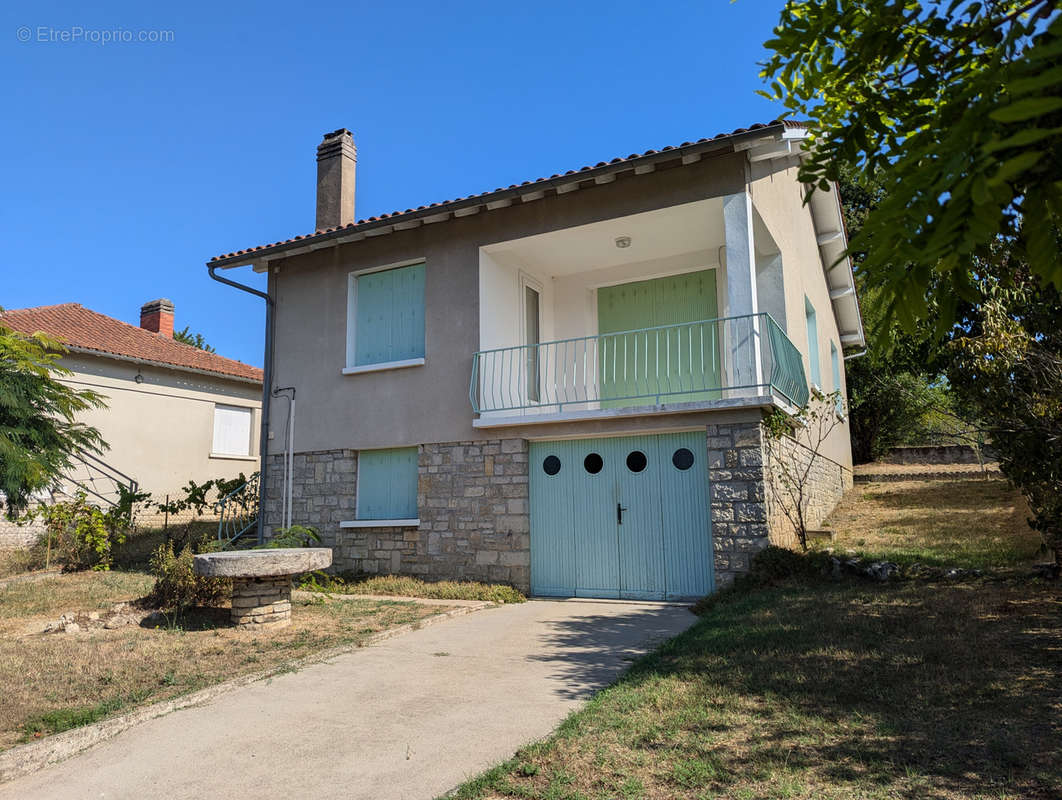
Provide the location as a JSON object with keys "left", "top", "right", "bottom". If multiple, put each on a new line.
{"left": 672, "top": 448, "right": 695, "bottom": 470}
{"left": 625, "top": 450, "right": 648, "bottom": 473}
{"left": 583, "top": 453, "right": 603, "bottom": 474}
{"left": 542, "top": 455, "right": 561, "bottom": 476}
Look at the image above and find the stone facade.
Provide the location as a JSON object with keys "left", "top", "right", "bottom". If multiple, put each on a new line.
{"left": 706, "top": 421, "right": 772, "bottom": 589}
{"left": 764, "top": 432, "right": 852, "bottom": 549}
{"left": 264, "top": 439, "right": 531, "bottom": 592}
{"left": 266, "top": 423, "right": 849, "bottom": 596}
{"left": 0, "top": 516, "right": 43, "bottom": 551}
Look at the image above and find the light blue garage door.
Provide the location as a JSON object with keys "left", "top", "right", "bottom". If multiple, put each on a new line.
{"left": 529, "top": 432, "right": 714, "bottom": 601}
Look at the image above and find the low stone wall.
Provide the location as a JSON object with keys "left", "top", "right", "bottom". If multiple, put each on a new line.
{"left": 0, "top": 516, "right": 44, "bottom": 551}
{"left": 263, "top": 440, "right": 531, "bottom": 592}
{"left": 764, "top": 433, "right": 852, "bottom": 548}
{"left": 883, "top": 445, "right": 982, "bottom": 465}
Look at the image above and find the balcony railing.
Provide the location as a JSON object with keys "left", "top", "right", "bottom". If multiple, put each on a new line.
{"left": 470, "top": 312, "right": 808, "bottom": 415}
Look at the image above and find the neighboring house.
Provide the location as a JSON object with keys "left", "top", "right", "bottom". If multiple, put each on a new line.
{"left": 0, "top": 300, "right": 263, "bottom": 516}
{"left": 208, "top": 120, "right": 864, "bottom": 598}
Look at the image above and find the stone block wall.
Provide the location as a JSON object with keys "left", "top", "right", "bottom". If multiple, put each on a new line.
{"left": 764, "top": 433, "right": 852, "bottom": 548}
{"left": 706, "top": 421, "right": 772, "bottom": 589}
{"left": 0, "top": 516, "right": 43, "bottom": 551}
{"left": 263, "top": 439, "right": 531, "bottom": 592}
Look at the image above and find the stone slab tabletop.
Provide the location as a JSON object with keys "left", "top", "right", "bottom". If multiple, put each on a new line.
{"left": 193, "top": 548, "right": 332, "bottom": 578}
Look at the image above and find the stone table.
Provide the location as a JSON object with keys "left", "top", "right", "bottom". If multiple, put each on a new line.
{"left": 193, "top": 548, "right": 332, "bottom": 629}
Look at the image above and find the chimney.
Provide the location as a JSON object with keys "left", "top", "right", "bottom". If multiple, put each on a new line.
{"left": 140, "top": 298, "right": 175, "bottom": 337}
{"left": 316, "top": 128, "right": 357, "bottom": 231}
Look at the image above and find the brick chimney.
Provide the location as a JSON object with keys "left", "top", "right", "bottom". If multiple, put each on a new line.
{"left": 316, "top": 128, "right": 356, "bottom": 231}
{"left": 140, "top": 298, "right": 175, "bottom": 337}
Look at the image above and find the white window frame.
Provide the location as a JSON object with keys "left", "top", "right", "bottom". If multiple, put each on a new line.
{"left": 519, "top": 271, "right": 544, "bottom": 404}
{"left": 210, "top": 404, "right": 255, "bottom": 459}
{"left": 343, "top": 258, "right": 427, "bottom": 375}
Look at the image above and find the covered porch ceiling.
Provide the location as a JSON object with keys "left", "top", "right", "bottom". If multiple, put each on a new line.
{"left": 482, "top": 198, "right": 725, "bottom": 278}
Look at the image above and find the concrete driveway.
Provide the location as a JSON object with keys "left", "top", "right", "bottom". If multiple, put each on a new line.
{"left": 0, "top": 599, "right": 696, "bottom": 800}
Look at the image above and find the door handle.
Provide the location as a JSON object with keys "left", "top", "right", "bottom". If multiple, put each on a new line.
{"left": 617, "top": 503, "right": 628, "bottom": 524}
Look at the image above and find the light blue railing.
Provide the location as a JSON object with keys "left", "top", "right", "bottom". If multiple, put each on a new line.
{"left": 470, "top": 312, "right": 809, "bottom": 414}
{"left": 217, "top": 473, "right": 259, "bottom": 546}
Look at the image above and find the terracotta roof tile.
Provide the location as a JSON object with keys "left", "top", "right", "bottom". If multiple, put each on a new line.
{"left": 0, "top": 303, "right": 263, "bottom": 383}
{"left": 210, "top": 120, "right": 806, "bottom": 264}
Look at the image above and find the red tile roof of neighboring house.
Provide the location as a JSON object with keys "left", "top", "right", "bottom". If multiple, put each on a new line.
{"left": 0, "top": 303, "right": 263, "bottom": 383}
{"left": 209, "top": 120, "right": 807, "bottom": 266}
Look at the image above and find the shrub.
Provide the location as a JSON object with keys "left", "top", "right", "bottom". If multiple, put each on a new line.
{"left": 33, "top": 491, "right": 133, "bottom": 571}
{"left": 259, "top": 525, "right": 320, "bottom": 549}
{"left": 148, "top": 537, "right": 229, "bottom": 610}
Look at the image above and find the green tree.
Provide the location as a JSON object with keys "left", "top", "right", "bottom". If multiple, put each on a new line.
{"left": 173, "top": 326, "right": 216, "bottom": 353}
{"left": 945, "top": 254, "right": 1062, "bottom": 563}
{"left": 0, "top": 318, "right": 107, "bottom": 519}
{"left": 761, "top": 1, "right": 1062, "bottom": 334}
{"left": 836, "top": 167, "right": 948, "bottom": 461}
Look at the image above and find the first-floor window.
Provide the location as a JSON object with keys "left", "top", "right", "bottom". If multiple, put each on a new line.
{"left": 356, "top": 447, "right": 419, "bottom": 520}
{"left": 212, "top": 404, "right": 252, "bottom": 456}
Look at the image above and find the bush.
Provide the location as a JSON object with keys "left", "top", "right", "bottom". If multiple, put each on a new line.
{"left": 259, "top": 525, "right": 320, "bottom": 549}
{"left": 148, "top": 537, "right": 229, "bottom": 610}
{"left": 33, "top": 491, "right": 132, "bottom": 571}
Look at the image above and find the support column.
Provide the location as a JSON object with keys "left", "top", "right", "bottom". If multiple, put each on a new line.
{"left": 722, "top": 191, "right": 763, "bottom": 395}
{"left": 230, "top": 576, "right": 292, "bottom": 628}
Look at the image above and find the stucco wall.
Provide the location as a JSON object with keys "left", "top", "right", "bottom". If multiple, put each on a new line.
{"left": 59, "top": 354, "right": 262, "bottom": 500}
{"left": 266, "top": 151, "right": 748, "bottom": 455}
{"left": 748, "top": 159, "right": 853, "bottom": 470}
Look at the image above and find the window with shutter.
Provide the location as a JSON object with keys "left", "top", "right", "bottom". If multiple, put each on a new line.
{"left": 804, "top": 297, "right": 821, "bottom": 388}
{"left": 830, "top": 341, "right": 843, "bottom": 414}
{"left": 356, "top": 447, "right": 419, "bottom": 520}
{"left": 348, "top": 263, "right": 426, "bottom": 368}
{"left": 212, "top": 405, "right": 252, "bottom": 456}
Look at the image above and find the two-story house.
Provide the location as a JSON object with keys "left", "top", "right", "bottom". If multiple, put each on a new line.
{"left": 208, "top": 121, "right": 863, "bottom": 599}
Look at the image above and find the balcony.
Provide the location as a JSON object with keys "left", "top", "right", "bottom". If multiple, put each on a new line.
{"left": 470, "top": 312, "right": 807, "bottom": 420}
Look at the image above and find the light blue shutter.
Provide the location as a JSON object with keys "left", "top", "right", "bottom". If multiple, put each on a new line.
{"left": 357, "top": 447, "right": 419, "bottom": 519}
{"left": 804, "top": 297, "right": 821, "bottom": 387}
{"left": 354, "top": 264, "right": 425, "bottom": 366}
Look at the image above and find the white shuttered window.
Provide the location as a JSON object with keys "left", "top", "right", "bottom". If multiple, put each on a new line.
{"left": 213, "top": 405, "right": 252, "bottom": 456}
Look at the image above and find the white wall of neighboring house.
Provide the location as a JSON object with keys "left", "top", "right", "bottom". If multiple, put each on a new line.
{"left": 57, "top": 353, "right": 262, "bottom": 505}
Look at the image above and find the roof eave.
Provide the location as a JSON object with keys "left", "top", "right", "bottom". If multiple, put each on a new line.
{"left": 65, "top": 345, "right": 263, "bottom": 385}
{"left": 207, "top": 123, "right": 791, "bottom": 270}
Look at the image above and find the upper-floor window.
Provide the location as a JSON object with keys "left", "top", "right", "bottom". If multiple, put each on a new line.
{"left": 212, "top": 404, "right": 252, "bottom": 457}
{"left": 804, "top": 297, "right": 821, "bottom": 388}
{"left": 346, "top": 261, "right": 426, "bottom": 371}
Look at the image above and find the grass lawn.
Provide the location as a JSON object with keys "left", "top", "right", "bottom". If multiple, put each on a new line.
{"left": 0, "top": 570, "right": 454, "bottom": 751}
{"left": 447, "top": 479, "right": 1061, "bottom": 800}
{"left": 823, "top": 478, "right": 1043, "bottom": 569}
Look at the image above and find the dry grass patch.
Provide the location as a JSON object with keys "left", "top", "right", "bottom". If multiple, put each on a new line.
{"left": 823, "top": 478, "right": 1043, "bottom": 569}
{"left": 0, "top": 570, "right": 453, "bottom": 750}
{"left": 303, "top": 573, "right": 526, "bottom": 604}
{"left": 449, "top": 580, "right": 1062, "bottom": 800}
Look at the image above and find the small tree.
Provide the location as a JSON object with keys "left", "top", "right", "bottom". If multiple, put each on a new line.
{"left": 762, "top": 392, "right": 844, "bottom": 551}
{"left": 0, "top": 318, "right": 106, "bottom": 519}
{"left": 172, "top": 326, "right": 216, "bottom": 353}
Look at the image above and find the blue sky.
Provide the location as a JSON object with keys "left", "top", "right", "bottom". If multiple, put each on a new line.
{"left": 2, "top": 0, "right": 788, "bottom": 367}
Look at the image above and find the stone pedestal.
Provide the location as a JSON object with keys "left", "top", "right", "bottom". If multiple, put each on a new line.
{"left": 230, "top": 576, "right": 292, "bottom": 627}
{"left": 192, "top": 548, "right": 332, "bottom": 633}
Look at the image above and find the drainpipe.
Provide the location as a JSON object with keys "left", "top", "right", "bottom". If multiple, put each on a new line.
{"left": 208, "top": 264, "right": 273, "bottom": 545}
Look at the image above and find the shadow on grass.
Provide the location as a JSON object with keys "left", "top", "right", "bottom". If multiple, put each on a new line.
{"left": 475, "top": 581, "right": 1062, "bottom": 799}
{"left": 139, "top": 605, "right": 230, "bottom": 631}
